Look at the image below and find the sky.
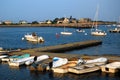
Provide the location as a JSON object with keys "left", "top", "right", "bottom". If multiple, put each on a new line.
{"left": 0, "top": 0, "right": 120, "bottom": 22}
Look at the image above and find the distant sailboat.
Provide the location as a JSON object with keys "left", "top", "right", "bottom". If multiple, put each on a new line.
{"left": 76, "top": 28, "right": 85, "bottom": 33}
{"left": 76, "top": 23, "right": 85, "bottom": 33}
{"left": 61, "top": 26, "right": 72, "bottom": 35}
{"left": 109, "top": 17, "right": 120, "bottom": 33}
{"left": 91, "top": 5, "right": 107, "bottom": 36}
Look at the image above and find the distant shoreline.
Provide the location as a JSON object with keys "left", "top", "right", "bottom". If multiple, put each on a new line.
{"left": 0, "top": 22, "right": 115, "bottom": 28}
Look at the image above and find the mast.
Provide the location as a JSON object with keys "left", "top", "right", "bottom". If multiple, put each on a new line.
{"left": 95, "top": 4, "right": 99, "bottom": 30}
{"left": 91, "top": 4, "right": 99, "bottom": 32}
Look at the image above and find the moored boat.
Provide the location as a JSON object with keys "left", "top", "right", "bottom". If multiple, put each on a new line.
{"left": 0, "top": 47, "right": 10, "bottom": 53}
{"left": 85, "top": 57, "right": 108, "bottom": 64}
{"left": 0, "top": 55, "right": 8, "bottom": 62}
{"left": 52, "top": 57, "right": 68, "bottom": 68}
{"left": 22, "top": 32, "right": 44, "bottom": 42}
{"left": 9, "top": 53, "right": 30, "bottom": 61}
{"left": 68, "top": 57, "right": 108, "bottom": 74}
{"left": 76, "top": 29, "right": 85, "bottom": 33}
{"left": 91, "top": 29, "right": 107, "bottom": 36}
{"left": 60, "top": 25, "right": 72, "bottom": 35}
{"left": 101, "top": 62, "right": 120, "bottom": 73}
{"left": 25, "top": 55, "right": 49, "bottom": 66}
{"left": 109, "top": 27, "right": 120, "bottom": 33}
{"left": 68, "top": 63, "right": 101, "bottom": 74}
{"left": 8, "top": 56, "right": 35, "bottom": 67}
{"left": 51, "top": 61, "right": 77, "bottom": 73}
{"left": 1, "top": 55, "right": 19, "bottom": 62}
{"left": 91, "top": 5, "right": 107, "bottom": 36}
{"left": 60, "top": 32, "right": 72, "bottom": 35}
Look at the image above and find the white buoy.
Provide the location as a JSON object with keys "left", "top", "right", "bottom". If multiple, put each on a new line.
{"left": 22, "top": 37, "right": 24, "bottom": 40}
{"left": 85, "top": 33, "right": 87, "bottom": 35}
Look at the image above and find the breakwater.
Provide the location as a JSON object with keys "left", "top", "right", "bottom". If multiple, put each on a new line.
{"left": 10, "top": 40, "right": 102, "bottom": 57}
{"left": 35, "top": 40, "right": 102, "bottom": 53}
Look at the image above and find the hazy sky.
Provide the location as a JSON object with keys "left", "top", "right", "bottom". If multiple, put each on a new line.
{"left": 0, "top": 0, "right": 120, "bottom": 22}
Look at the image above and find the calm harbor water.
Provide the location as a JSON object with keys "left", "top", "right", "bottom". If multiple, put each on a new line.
{"left": 0, "top": 26, "right": 120, "bottom": 55}
{"left": 0, "top": 26, "right": 120, "bottom": 80}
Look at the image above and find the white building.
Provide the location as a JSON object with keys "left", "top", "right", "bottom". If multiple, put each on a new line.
{"left": 19, "top": 20, "right": 28, "bottom": 24}
{"left": 46, "top": 20, "right": 52, "bottom": 24}
{"left": 4, "top": 21, "right": 12, "bottom": 24}
{"left": 63, "top": 18, "right": 69, "bottom": 24}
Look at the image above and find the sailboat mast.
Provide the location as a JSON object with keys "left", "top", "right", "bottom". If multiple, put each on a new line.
{"left": 91, "top": 4, "right": 99, "bottom": 31}
{"left": 95, "top": 5, "right": 99, "bottom": 30}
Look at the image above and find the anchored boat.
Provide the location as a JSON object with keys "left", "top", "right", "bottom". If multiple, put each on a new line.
{"left": 91, "top": 5, "right": 107, "bottom": 36}
{"left": 22, "top": 32, "right": 44, "bottom": 42}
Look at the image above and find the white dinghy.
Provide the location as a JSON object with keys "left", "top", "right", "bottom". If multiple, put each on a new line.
{"left": 25, "top": 55, "right": 49, "bottom": 66}
{"left": 8, "top": 56, "right": 35, "bottom": 67}
{"left": 52, "top": 57, "right": 68, "bottom": 68}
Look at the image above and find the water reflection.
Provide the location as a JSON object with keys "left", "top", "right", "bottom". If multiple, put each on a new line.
{"left": 1, "top": 63, "right": 120, "bottom": 80}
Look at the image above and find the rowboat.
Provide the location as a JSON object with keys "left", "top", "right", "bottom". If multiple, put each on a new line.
{"left": 68, "top": 57, "right": 108, "bottom": 74}
{"left": 1, "top": 54, "right": 30, "bottom": 62}
{"left": 0, "top": 55, "right": 8, "bottom": 62}
{"left": 51, "top": 61, "right": 77, "bottom": 73}
{"left": 101, "top": 62, "right": 120, "bottom": 73}
{"left": 8, "top": 56, "right": 35, "bottom": 67}
{"left": 52, "top": 57, "right": 68, "bottom": 68}
{"left": 68, "top": 63, "right": 101, "bottom": 74}
{"left": 10, "top": 53, "right": 30, "bottom": 61}
{"left": 25, "top": 55, "right": 49, "bottom": 66}
{"left": 1, "top": 55, "right": 19, "bottom": 62}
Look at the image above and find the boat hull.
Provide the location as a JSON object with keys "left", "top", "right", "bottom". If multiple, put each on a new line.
{"left": 8, "top": 56, "right": 35, "bottom": 67}
{"left": 68, "top": 65, "right": 100, "bottom": 74}
{"left": 61, "top": 32, "right": 72, "bottom": 35}
{"left": 91, "top": 31, "right": 107, "bottom": 36}
{"left": 24, "top": 33, "right": 44, "bottom": 42}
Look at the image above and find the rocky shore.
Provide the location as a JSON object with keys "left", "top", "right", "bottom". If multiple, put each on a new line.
{"left": 0, "top": 21, "right": 115, "bottom": 28}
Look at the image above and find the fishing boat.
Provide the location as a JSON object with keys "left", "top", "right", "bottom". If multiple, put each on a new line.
{"left": 91, "top": 5, "right": 107, "bottom": 36}
{"left": 22, "top": 32, "right": 44, "bottom": 42}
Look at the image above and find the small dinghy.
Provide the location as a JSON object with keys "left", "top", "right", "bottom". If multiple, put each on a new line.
{"left": 52, "top": 57, "right": 68, "bottom": 68}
